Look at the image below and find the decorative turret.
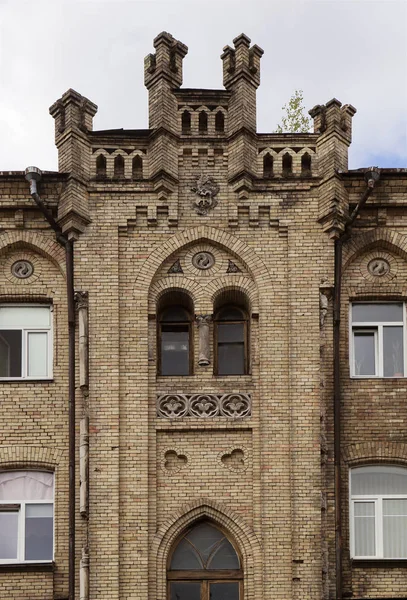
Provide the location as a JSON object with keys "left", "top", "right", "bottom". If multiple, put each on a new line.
{"left": 309, "top": 99, "right": 357, "bottom": 237}
{"left": 49, "top": 89, "right": 98, "bottom": 238}
{"left": 221, "top": 34, "right": 264, "bottom": 196}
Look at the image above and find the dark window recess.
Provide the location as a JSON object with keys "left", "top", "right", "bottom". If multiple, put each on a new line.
{"left": 96, "top": 154, "right": 106, "bottom": 178}
{"left": 199, "top": 111, "right": 208, "bottom": 134}
{"left": 132, "top": 155, "right": 143, "bottom": 179}
{"left": 263, "top": 153, "right": 273, "bottom": 178}
{"left": 282, "top": 153, "right": 292, "bottom": 176}
{"left": 159, "top": 306, "right": 191, "bottom": 376}
{"left": 114, "top": 155, "right": 125, "bottom": 178}
{"left": 215, "top": 307, "right": 247, "bottom": 376}
{"left": 301, "top": 152, "right": 311, "bottom": 175}
{"left": 215, "top": 111, "right": 225, "bottom": 133}
{"left": 182, "top": 111, "right": 191, "bottom": 135}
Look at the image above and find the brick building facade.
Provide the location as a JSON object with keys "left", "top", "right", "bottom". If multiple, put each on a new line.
{"left": 0, "top": 32, "right": 406, "bottom": 600}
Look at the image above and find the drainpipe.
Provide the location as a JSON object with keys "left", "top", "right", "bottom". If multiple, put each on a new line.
{"left": 24, "top": 167, "right": 76, "bottom": 600}
{"left": 333, "top": 166, "right": 380, "bottom": 600}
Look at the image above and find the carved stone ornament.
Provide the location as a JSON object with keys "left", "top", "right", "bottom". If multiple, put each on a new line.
{"left": 168, "top": 259, "right": 183, "bottom": 274}
{"left": 368, "top": 258, "right": 390, "bottom": 277}
{"left": 226, "top": 259, "right": 242, "bottom": 273}
{"left": 75, "top": 290, "right": 89, "bottom": 310}
{"left": 191, "top": 174, "right": 220, "bottom": 215}
{"left": 192, "top": 252, "right": 215, "bottom": 270}
{"left": 11, "top": 260, "right": 34, "bottom": 279}
{"left": 157, "top": 393, "right": 251, "bottom": 419}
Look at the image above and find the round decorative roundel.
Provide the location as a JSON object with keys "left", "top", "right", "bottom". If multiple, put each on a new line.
{"left": 368, "top": 258, "right": 390, "bottom": 277}
{"left": 192, "top": 251, "right": 215, "bottom": 270}
{"left": 11, "top": 260, "right": 34, "bottom": 279}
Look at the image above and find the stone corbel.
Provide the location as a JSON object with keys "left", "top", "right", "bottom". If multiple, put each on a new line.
{"left": 195, "top": 314, "right": 212, "bottom": 366}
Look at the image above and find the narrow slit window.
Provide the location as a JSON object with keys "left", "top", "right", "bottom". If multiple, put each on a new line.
{"left": 182, "top": 111, "right": 191, "bottom": 135}
{"left": 114, "top": 155, "right": 125, "bottom": 178}
{"left": 215, "top": 111, "right": 225, "bottom": 133}
{"left": 282, "top": 153, "right": 292, "bottom": 176}
{"left": 132, "top": 155, "right": 143, "bottom": 179}
{"left": 199, "top": 111, "right": 208, "bottom": 134}
{"left": 96, "top": 154, "right": 106, "bottom": 178}
{"left": 301, "top": 152, "right": 311, "bottom": 175}
{"left": 263, "top": 153, "right": 274, "bottom": 178}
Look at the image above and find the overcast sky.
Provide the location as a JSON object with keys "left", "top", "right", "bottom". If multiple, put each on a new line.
{"left": 0, "top": 0, "right": 406, "bottom": 171}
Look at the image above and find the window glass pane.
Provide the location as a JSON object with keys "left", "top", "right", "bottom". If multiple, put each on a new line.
{"left": 210, "top": 582, "right": 240, "bottom": 600}
{"left": 170, "top": 539, "right": 202, "bottom": 570}
{"left": 0, "top": 306, "right": 50, "bottom": 328}
{"left": 218, "top": 307, "right": 244, "bottom": 321}
{"left": 27, "top": 332, "right": 48, "bottom": 377}
{"left": 383, "top": 499, "right": 407, "bottom": 558}
{"left": 0, "top": 471, "right": 54, "bottom": 501}
{"left": 383, "top": 326, "right": 404, "bottom": 377}
{"left": 186, "top": 523, "right": 224, "bottom": 566}
{"left": 218, "top": 344, "right": 245, "bottom": 375}
{"left": 25, "top": 504, "right": 53, "bottom": 560}
{"left": 161, "top": 329, "right": 189, "bottom": 376}
{"left": 352, "top": 303, "right": 403, "bottom": 323}
{"left": 0, "top": 512, "right": 18, "bottom": 559}
{"left": 354, "top": 502, "right": 375, "bottom": 556}
{"left": 352, "top": 467, "right": 407, "bottom": 495}
{"left": 0, "top": 331, "right": 21, "bottom": 377}
{"left": 161, "top": 307, "right": 189, "bottom": 322}
{"left": 170, "top": 582, "right": 200, "bottom": 600}
{"left": 208, "top": 539, "right": 240, "bottom": 569}
{"left": 353, "top": 331, "right": 375, "bottom": 376}
{"left": 218, "top": 323, "right": 244, "bottom": 343}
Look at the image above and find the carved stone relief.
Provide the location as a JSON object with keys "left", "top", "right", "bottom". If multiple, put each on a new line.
{"left": 191, "top": 174, "right": 220, "bottom": 215}
{"left": 11, "top": 260, "right": 34, "bottom": 279}
{"left": 367, "top": 258, "right": 390, "bottom": 277}
{"left": 226, "top": 259, "right": 242, "bottom": 273}
{"left": 167, "top": 258, "right": 183, "bottom": 274}
{"left": 192, "top": 251, "right": 215, "bottom": 270}
{"left": 359, "top": 251, "right": 396, "bottom": 283}
{"left": 156, "top": 393, "right": 251, "bottom": 419}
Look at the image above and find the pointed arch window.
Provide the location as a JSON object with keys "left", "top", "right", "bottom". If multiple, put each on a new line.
{"left": 168, "top": 521, "right": 242, "bottom": 599}
{"left": 96, "top": 154, "right": 106, "bottom": 178}
{"left": 215, "top": 111, "right": 225, "bottom": 133}
{"left": 114, "top": 155, "right": 125, "bottom": 178}
{"left": 132, "top": 155, "right": 143, "bottom": 179}
{"left": 182, "top": 111, "right": 191, "bottom": 135}
{"left": 301, "top": 152, "right": 311, "bottom": 175}
{"left": 199, "top": 111, "right": 208, "bottom": 134}
{"left": 282, "top": 152, "right": 292, "bottom": 176}
{"left": 263, "top": 153, "right": 274, "bottom": 178}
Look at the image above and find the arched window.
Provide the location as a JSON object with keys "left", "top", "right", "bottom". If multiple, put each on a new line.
{"left": 96, "top": 154, "right": 106, "bottom": 178}
{"left": 182, "top": 111, "right": 191, "bottom": 135}
{"left": 350, "top": 465, "right": 407, "bottom": 559}
{"left": 132, "top": 155, "right": 143, "bottom": 179}
{"left": 0, "top": 470, "right": 54, "bottom": 562}
{"left": 263, "top": 153, "right": 273, "bottom": 178}
{"left": 215, "top": 111, "right": 225, "bottom": 133}
{"left": 199, "top": 111, "right": 208, "bottom": 134}
{"left": 282, "top": 152, "right": 292, "bottom": 176}
{"left": 301, "top": 152, "right": 311, "bottom": 175}
{"left": 168, "top": 521, "right": 242, "bottom": 599}
{"left": 214, "top": 305, "right": 248, "bottom": 376}
{"left": 114, "top": 155, "right": 125, "bottom": 178}
{"left": 158, "top": 293, "right": 193, "bottom": 376}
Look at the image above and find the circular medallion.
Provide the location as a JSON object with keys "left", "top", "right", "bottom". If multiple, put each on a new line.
{"left": 11, "top": 260, "right": 34, "bottom": 279}
{"left": 192, "top": 251, "right": 215, "bottom": 270}
{"left": 368, "top": 258, "right": 390, "bottom": 277}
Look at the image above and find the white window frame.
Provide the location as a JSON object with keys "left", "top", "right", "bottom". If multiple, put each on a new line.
{"left": 0, "top": 304, "right": 53, "bottom": 380}
{"left": 349, "top": 302, "right": 407, "bottom": 378}
{"left": 350, "top": 466, "right": 407, "bottom": 560}
{"left": 0, "top": 472, "right": 55, "bottom": 564}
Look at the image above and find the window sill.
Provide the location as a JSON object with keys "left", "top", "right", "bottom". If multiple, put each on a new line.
{"left": 351, "top": 558, "right": 407, "bottom": 567}
{"left": 0, "top": 562, "right": 54, "bottom": 572}
{"left": 350, "top": 376, "right": 405, "bottom": 380}
{"left": 0, "top": 378, "right": 54, "bottom": 383}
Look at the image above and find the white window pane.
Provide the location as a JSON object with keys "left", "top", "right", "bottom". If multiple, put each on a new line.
{"left": 0, "top": 471, "right": 54, "bottom": 500}
{"left": 383, "top": 326, "right": 404, "bottom": 377}
{"left": 0, "top": 512, "right": 18, "bottom": 559}
{"left": 354, "top": 502, "right": 375, "bottom": 516}
{"left": 352, "top": 466, "right": 407, "bottom": 495}
{"left": 383, "top": 500, "right": 407, "bottom": 558}
{"left": 27, "top": 333, "right": 48, "bottom": 377}
{"left": 25, "top": 504, "right": 53, "bottom": 560}
{"left": 0, "top": 306, "right": 50, "bottom": 328}
{"left": 354, "top": 502, "right": 375, "bottom": 556}
{"left": 354, "top": 331, "right": 376, "bottom": 375}
{"left": 352, "top": 303, "right": 403, "bottom": 323}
